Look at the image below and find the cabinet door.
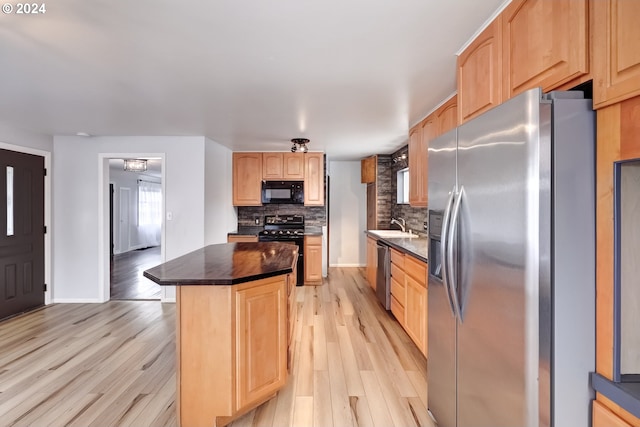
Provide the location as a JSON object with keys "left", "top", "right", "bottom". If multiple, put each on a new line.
{"left": 361, "top": 155, "right": 377, "bottom": 183}
{"left": 457, "top": 15, "right": 503, "bottom": 124}
{"left": 263, "top": 153, "right": 283, "bottom": 179}
{"left": 593, "top": 401, "right": 633, "bottom": 427}
{"left": 283, "top": 153, "right": 305, "bottom": 179}
{"left": 503, "top": 0, "right": 589, "bottom": 99}
{"left": 436, "top": 95, "right": 458, "bottom": 137}
{"left": 304, "top": 153, "right": 324, "bottom": 206}
{"left": 235, "top": 279, "right": 287, "bottom": 410}
{"left": 409, "top": 116, "right": 434, "bottom": 207}
{"left": 593, "top": 0, "right": 640, "bottom": 107}
{"left": 366, "top": 237, "right": 377, "bottom": 290}
{"left": 405, "top": 274, "right": 426, "bottom": 355}
{"left": 304, "top": 236, "right": 323, "bottom": 285}
{"left": 408, "top": 124, "right": 427, "bottom": 207}
{"left": 233, "top": 153, "right": 263, "bottom": 206}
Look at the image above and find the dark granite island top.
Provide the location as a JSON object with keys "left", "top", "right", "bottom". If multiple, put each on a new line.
{"left": 143, "top": 242, "right": 298, "bottom": 286}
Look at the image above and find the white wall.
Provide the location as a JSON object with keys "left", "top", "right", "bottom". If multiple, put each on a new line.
{"left": 109, "top": 167, "right": 162, "bottom": 253}
{"left": 52, "top": 135, "right": 233, "bottom": 303}
{"left": 0, "top": 123, "right": 53, "bottom": 152}
{"left": 204, "top": 138, "right": 236, "bottom": 245}
{"left": 328, "top": 161, "right": 367, "bottom": 267}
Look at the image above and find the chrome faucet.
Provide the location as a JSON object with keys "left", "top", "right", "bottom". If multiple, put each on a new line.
{"left": 390, "top": 217, "right": 406, "bottom": 232}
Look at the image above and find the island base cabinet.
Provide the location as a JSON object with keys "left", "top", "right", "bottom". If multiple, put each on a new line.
{"left": 176, "top": 276, "right": 287, "bottom": 427}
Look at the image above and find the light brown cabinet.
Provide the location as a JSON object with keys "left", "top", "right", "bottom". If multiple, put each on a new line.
{"left": 366, "top": 237, "right": 377, "bottom": 290}
{"left": 304, "top": 235, "right": 323, "bottom": 285}
{"left": 361, "top": 155, "right": 377, "bottom": 183}
{"left": 502, "top": 0, "right": 589, "bottom": 99}
{"left": 227, "top": 235, "right": 259, "bottom": 243}
{"left": 263, "top": 153, "right": 305, "bottom": 180}
{"left": 233, "top": 152, "right": 263, "bottom": 206}
{"left": 592, "top": 400, "right": 633, "bottom": 427}
{"left": 408, "top": 123, "right": 428, "bottom": 207}
{"left": 593, "top": 0, "right": 640, "bottom": 108}
{"left": 404, "top": 255, "right": 427, "bottom": 356}
{"left": 176, "top": 275, "right": 288, "bottom": 427}
{"left": 287, "top": 273, "right": 296, "bottom": 371}
{"left": 235, "top": 279, "right": 288, "bottom": 410}
{"left": 384, "top": 245, "right": 427, "bottom": 356}
{"left": 304, "top": 152, "right": 324, "bottom": 206}
{"left": 457, "top": 16, "right": 503, "bottom": 124}
{"left": 233, "top": 151, "right": 324, "bottom": 206}
{"left": 435, "top": 95, "right": 458, "bottom": 137}
{"left": 390, "top": 248, "right": 406, "bottom": 326}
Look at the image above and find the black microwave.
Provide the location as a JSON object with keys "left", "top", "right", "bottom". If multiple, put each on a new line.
{"left": 262, "top": 181, "right": 304, "bottom": 204}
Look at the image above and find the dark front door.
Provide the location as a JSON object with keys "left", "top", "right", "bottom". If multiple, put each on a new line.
{"left": 0, "top": 149, "right": 45, "bottom": 320}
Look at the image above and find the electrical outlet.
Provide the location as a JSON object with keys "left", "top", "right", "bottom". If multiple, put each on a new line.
{"left": 255, "top": 218, "right": 260, "bottom": 225}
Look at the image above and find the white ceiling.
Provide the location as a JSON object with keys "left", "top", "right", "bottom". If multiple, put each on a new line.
{"left": 1, "top": 0, "right": 508, "bottom": 160}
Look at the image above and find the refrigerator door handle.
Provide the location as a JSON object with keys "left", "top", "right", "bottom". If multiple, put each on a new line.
{"left": 440, "top": 185, "right": 457, "bottom": 317}
{"left": 448, "top": 185, "right": 464, "bottom": 323}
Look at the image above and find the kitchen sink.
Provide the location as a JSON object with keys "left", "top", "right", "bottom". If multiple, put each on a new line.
{"left": 368, "top": 230, "right": 420, "bottom": 239}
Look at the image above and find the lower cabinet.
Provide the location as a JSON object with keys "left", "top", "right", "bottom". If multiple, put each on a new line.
{"left": 390, "top": 248, "right": 406, "bottom": 327}
{"left": 592, "top": 400, "right": 633, "bottom": 427}
{"left": 287, "top": 273, "right": 296, "bottom": 372}
{"left": 304, "top": 235, "right": 323, "bottom": 285}
{"left": 176, "top": 275, "right": 288, "bottom": 427}
{"left": 235, "top": 279, "right": 288, "bottom": 410}
{"left": 388, "top": 247, "right": 427, "bottom": 357}
{"left": 366, "top": 237, "right": 378, "bottom": 290}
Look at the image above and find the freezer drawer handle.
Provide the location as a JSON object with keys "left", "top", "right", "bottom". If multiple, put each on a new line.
{"left": 448, "top": 185, "right": 464, "bottom": 323}
{"left": 440, "top": 185, "right": 457, "bottom": 317}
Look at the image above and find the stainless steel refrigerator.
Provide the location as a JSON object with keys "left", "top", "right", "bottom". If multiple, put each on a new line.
{"left": 427, "top": 87, "right": 595, "bottom": 427}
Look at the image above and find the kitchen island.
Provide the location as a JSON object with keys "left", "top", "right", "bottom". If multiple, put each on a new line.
{"left": 144, "top": 242, "right": 298, "bottom": 427}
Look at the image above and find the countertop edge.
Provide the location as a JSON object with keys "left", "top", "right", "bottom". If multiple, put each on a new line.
{"left": 365, "top": 231, "right": 428, "bottom": 263}
{"left": 143, "top": 267, "right": 293, "bottom": 286}
{"left": 591, "top": 372, "right": 640, "bottom": 419}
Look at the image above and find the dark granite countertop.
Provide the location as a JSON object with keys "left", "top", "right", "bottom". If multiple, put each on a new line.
{"left": 591, "top": 373, "right": 640, "bottom": 419}
{"left": 304, "top": 226, "right": 323, "bottom": 236}
{"left": 143, "top": 242, "right": 298, "bottom": 286}
{"left": 365, "top": 230, "right": 428, "bottom": 263}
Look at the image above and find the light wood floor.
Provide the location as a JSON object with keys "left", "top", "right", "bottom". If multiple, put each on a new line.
{"left": 110, "top": 246, "right": 162, "bottom": 300}
{"left": 0, "top": 267, "right": 432, "bottom": 427}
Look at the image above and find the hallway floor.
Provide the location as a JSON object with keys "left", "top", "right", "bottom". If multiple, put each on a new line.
{"left": 110, "top": 246, "right": 162, "bottom": 300}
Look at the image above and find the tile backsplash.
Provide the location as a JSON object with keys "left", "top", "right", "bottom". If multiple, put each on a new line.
{"left": 237, "top": 205, "right": 326, "bottom": 227}
{"left": 390, "top": 145, "right": 428, "bottom": 233}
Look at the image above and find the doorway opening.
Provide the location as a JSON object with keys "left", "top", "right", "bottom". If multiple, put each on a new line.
{"left": 108, "top": 158, "right": 162, "bottom": 300}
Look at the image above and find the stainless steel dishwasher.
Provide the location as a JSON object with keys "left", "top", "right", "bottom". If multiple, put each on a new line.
{"left": 376, "top": 241, "right": 390, "bottom": 310}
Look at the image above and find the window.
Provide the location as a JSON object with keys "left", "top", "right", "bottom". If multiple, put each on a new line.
{"left": 397, "top": 167, "right": 409, "bottom": 204}
{"left": 138, "top": 180, "right": 162, "bottom": 227}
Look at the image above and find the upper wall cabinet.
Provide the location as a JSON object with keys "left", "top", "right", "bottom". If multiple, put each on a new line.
{"left": 304, "top": 152, "right": 324, "bottom": 206}
{"left": 502, "top": 0, "right": 589, "bottom": 99}
{"left": 435, "top": 95, "right": 458, "bottom": 137}
{"left": 233, "top": 153, "right": 263, "bottom": 206}
{"left": 593, "top": 0, "right": 640, "bottom": 108}
{"left": 361, "top": 155, "right": 376, "bottom": 183}
{"left": 457, "top": 16, "right": 503, "bottom": 124}
{"left": 263, "top": 153, "right": 305, "bottom": 180}
{"left": 408, "top": 124, "right": 426, "bottom": 207}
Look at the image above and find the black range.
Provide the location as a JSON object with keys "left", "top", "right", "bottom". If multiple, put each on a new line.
{"left": 258, "top": 215, "right": 304, "bottom": 285}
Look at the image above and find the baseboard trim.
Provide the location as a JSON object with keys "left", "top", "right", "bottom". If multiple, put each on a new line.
{"left": 52, "top": 298, "right": 104, "bottom": 303}
{"left": 329, "top": 263, "right": 366, "bottom": 268}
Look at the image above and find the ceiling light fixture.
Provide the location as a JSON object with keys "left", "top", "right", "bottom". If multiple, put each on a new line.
{"left": 291, "top": 138, "right": 309, "bottom": 153}
{"left": 123, "top": 159, "right": 147, "bottom": 172}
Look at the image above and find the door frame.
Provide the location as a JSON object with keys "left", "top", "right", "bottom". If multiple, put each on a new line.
{"left": 98, "top": 153, "right": 166, "bottom": 302}
{"left": 0, "top": 142, "right": 51, "bottom": 305}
